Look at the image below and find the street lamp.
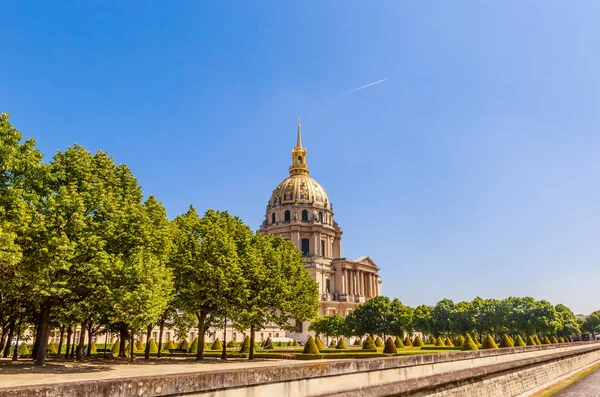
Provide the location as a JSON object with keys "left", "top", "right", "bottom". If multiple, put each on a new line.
{"left": 12, "top": 306, "right": 26, "bottom": 362}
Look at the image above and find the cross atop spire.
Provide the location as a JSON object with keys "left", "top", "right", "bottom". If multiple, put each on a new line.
{"left": 297, "top": 117, "right": 302, "bottom": 148}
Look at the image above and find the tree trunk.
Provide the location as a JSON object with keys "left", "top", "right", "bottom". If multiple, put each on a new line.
{"left": 129, "top": 331, "right": 135, "bottom": 362}
{"left": 157, "top": 319, "right": 164, "bottom": 358}
{"left": 31, "top": 307, "right": 44, "bottom": 360}
{"left": 145, "top": 323, "right": 152, "bottom": 360}
{"left": 119, "top": 324, "right": 127, "bottom": 358}
{"left": 103, "top": 330, "right": 108, "bottom": 357}
{"left": 57, "top": 325, "right": 65, "bottom": 359}
{"left": 249, "top": 325, "right": 255, "bottom": 360}
{"left": 196, "top": 311, "right": 206, "bottom": 360}
{"left": 35, "top": 301, "right": 52, "bottom": 366}
{"left": 76, "top": 321, "right": 87, "bottom": 361}
{"left": 2, "top": 319, "right": 15, "bottom": 358}
{"left": 221, "top": 315, "right": 227, "bottom": 360}
{"left": 86, "top": 321, "right": 93, "bottom": 357}
{"left": 65, "top": 326, "right": 73, "bottom": 360}
{"left": 0, "top": 322, "right": 9, "bottom": 355}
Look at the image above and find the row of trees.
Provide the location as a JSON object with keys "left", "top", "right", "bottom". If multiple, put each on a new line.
{"left": 310, "top": 296, "right": 594, "bottom": 342}
{"left": 0, "top": 113, "right": 320, "bottom": 366}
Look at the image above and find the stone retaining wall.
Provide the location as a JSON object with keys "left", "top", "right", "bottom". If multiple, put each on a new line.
{"left": 1, "top": 341, "right": 599, "bottom": 397}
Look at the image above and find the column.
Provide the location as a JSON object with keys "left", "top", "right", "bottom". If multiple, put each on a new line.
{"left": 353, "top": 271, "right": 358, "bottom": 296}
{"left": 367, "top": 273, "right": 372, "bottom": 297}
{"left": 359, "top": 271, "right": 364, "bottom": 296}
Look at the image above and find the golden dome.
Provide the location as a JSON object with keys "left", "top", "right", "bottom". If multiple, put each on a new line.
{"left": 269, "top": 175, "right": 329, "bottom": 208}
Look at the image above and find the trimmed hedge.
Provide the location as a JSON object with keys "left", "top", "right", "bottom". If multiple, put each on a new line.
{"left": 515, "top": 335, "right": 526, "bottom": 347}
{"left": 434, "top": 337, "right": 446, "bottom": 347}
{"left": 239, "top": 336, "right": 250, "bottom": 353}
{"left": 363, "top": 336, "right": 377, "bottom": 350}
{"left": 212, "top": 338, "right": 223, "bottom": 350}
{"left": 148, "top": 338, "right": 159, "bottom": 353}
{"left": 383, "top": 337, "right": 398, "bottom": 354}
{"left": 18, "top": 343, "right": 30, "bottom": 357}
{"left": 336, "top": 338, "right": 347, "bottom": 349}
{"left": 403, "top": 336, "right": 413, "bottom": 347}
{"left": 394, "top": 336, "right": 404, "bottom": 348}
{"left": 314, "top": 336, "right": 325, "bottom": 350}
{"left": 534, "top": 336, "right": 542, "bottom": 345}
{"left": 413, "top": 336, "right": 425, "bottom": 347}
{"left": 499, "top": 334, "right": 514, "bottom": 348}
{"left": 482, "top": 334, "right": 498, "bottom": 349}
{"left": 374, "top": 337, "right": 384, "bottom": 348}
{"left": 89, "top": 342, "right": 98, "bottom": 354}
{"left": 550, "top": 336, "right": 559, "bottom": 344}
{"left": 461, "top": 334, "right": 478, "bottom": 351}
{"left": 303, "top": 336, "right": 320, "bottom": 354}
{"left": 527, "top": 336, "right": 537, "bottom": 346}
{"left": 444, "top": 337, "right": 454, "bottom": 347}
{"left": 454, "top": 335, "right": 465, "bottom": 347}
{"left": 353, "top": 338, "right": 362, "bottom": 346}
{"left": 111, "top": 339, "right": 120, "bottom": 356}
{"left": 542, "top": 336, "right": 551, "bottom": 345}
{"left": 135, "top": 340, "right": 144, "bottom": 351}
{"left": 329, "top": 339, "right": 337, "bottom": 347}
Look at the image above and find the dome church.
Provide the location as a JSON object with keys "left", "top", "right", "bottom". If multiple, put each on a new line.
{"left": 260, "top": 122, "right": 382, "bottom": 339}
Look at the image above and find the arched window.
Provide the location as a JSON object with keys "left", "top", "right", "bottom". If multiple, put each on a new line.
{"left": 318, "top": 211, "right": 323, "bottom": 222}
{"left": 297, "top": 156, "right": 302, "bottom": 164}
{"left": 271, "top": 213, "right": 276, "bottom": 224}
{"left": 284, "top": 210, "right": 291, "bottom": 222}
{"left": 301, "top": 210, "right": 308, "bottom": 222}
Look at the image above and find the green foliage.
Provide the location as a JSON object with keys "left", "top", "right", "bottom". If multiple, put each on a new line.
{"left": 534, "top": 336, "right": 541, "bottom": 345}
{"left": 374, "top": 336, "right": 384, "bottom": 348}
{"left": 212, "top": 338, "right": 223, "bottom": 350}
{"left": 558, "top": 337, "right": 565, "bottom": 343}
{"left": 499, "top": 334, "right": 514, "bottom": 348}
{"left": 47, "top": 342, "right": 58, "bottom": 354}
{"left": 412, "top": 335, "right": 424, "bottom": 347}
{"left": 336, "top": 338, "right": 347, "bottom": 349}
{"left": 135, "top": 340, "right": 144, "bottom": 352}
{"left": 314, "top": 336, "right": 325, "bottom": 350}
{"left": 239, "top": 336, "right": 250, "bottom": 353}
{"left": 302, "top": 336, "right": 320, "bottom": 354}
{"left": 383, "top": 337, "right": 398, "bottom": 354}
{"left": 527, "top": 336, "right": 537, "bottom": 346}
{"left": 149, "top": 339, "right": 159, "bottom": 353}
{"left": 18, "top": 343, "right": 29, "bottom": 357}
{"left": 188, "top": 337, "right": 198, "bottom": 353}
{"left": 329, "top": 339, "right": 337, "bottom": 347}
{"left": 227, "top": 340, "right": 236, "bottom": 348}
{"left": 363, "top": 336, "right": 377, "bottom": 350}
{"left": 177, "top": 339, "right": 189, "bottom": 350}
{"left": 444, "top": 337, "right": 454, "bottom": 347}
{"left": 89, "top": 342, "right": 98, "bottom": 354}
{"left": 403, "top": 336, "right": 412, "bottom": 347}
{"left": 482, "top": 334, "right": 498, "bottom": 349}
{"left": 350, "top": 296, "right": 413, "bottom": 337}
{"left": 167, "top": 339, "right": 177, "bottom": 350}
{"left": 434, "top": 337, "right": 446, "bottom": 347}
{"left": 461, "top": 334, "right": 478, "bottom": 351}
{"left": 429, "top": 337, "right": 436, "bottom": 345}
{"left": 394, "top": 337, "right": 404, "bottom": 348}
{"left": 293, "top": 340, "right": 299, "bottom": 347}
{"left": 353, "top": 338, "right": 362, "bottom": 346}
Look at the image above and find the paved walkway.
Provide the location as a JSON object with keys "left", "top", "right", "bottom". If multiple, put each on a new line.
{"left": 554, "top": 368, "right": 600, "bottom": 396}
{"left": 0, "top": 357, "right": 307, "bottom": 389}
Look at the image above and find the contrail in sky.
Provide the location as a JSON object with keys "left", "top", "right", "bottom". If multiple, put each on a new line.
{"left": 338, "top": 79, "right": 386, "bottom": 96}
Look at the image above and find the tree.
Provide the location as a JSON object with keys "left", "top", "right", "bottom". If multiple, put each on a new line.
{"left": 170, "top": 208, "right": 247, "bottom": 360}
{"left": 432, "top": 299, "right": 455, "bottom": 336}
{"left": 582, "top": 311, "right": 600, "bottom": 338}
{"left": 555, "top": 304, "right": 580, "bottom": 338}
{"left": 412, "top": 305, "right": 433, "bottom": 335}
{"left": 350, "top": 296, "right": 392, "bottom": 336}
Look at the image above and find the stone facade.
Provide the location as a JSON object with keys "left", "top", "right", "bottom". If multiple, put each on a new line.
{"left": 259, "top": 122, "right": 382, "bottom": 340}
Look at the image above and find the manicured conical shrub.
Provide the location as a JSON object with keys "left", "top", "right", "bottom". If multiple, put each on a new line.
{"left": 515, "top": 335, "right": 526, "bottom": 347}
{"left": 550, "top": 336, "right": 559, "bottom": 344}
{"left": 179, "top": 339, "right": 190, "bottom": 351}
{"left": 263, "top": 337, "right": 273, "bottom": 350}
{"left": 188, "top": 337, "right": 198, "bottom": 353}
{"left": 394, "top": 337, "right": 404, "bottom": 348}
{"left": 499, "top": 334, "right": 514, "bottom": 348}
{"left": 454, "top": 335, "right": 465, "bottom": 347}
{"left": 534, "top": 336, "right": 542, "bottom": 345}
{"left": 444, "top": 337, "right": 454, "bottom": 347}
{"left": 149, "top": 339, "right": 159, "bottom": 353}
{"left": 135, "top": 340, "right": 144, "bottom": 351}
{"left": 429, "top": 337, "right": 436, "bottom": 345}
{"left": 413, "top": 336, "right": 425, "bottom": 347}
{"left": 124, "top": 341, "right": 130, "bottom": 356}
{"left": 403, "top": 336, "right": 413, "bottom": 347}
{"left": 509, "top": 335, "right": 514, "bottom": 344}
{"left": 167, "top": 339, "right": 177, "bottom": 349}
{"left": 239, "top": 336, "right": 250, "bottom": 353}
{"left": 435, "top": 337, "right": 446, "bottom": 347}
{"left": 227, "top": 340, "right": 236, "bottom": 348}
{"left": 473, "top": 337, "right": 481, "bottom": 345}
{"left": 353, "top": 338, "right": 362, "bottom": 346}
{"left": 542, "top": 336, "right": 551, "bottom": 345}
{"left": 303, "top": 336, "right": 320, "bottom": 354}
{"left": 212, "top": 338, "right": 223, "bottom": 350}
{"left": 363, "top": 335, "right": 377, "bottom": 350}
{"left": 383, "top": 337, "right": 398, "bottom": 354}
{"left": 558, "top": 337, "right": 565, "bottom": 343}
{"left": 482, "top": 334, "right": 498, "bottom": 349}
{"left": 527, "top": 336, "right": 536, "bottom": 346}
{"left": 315, "top": 336, "right": 325, "bottom": 350}
{"left": 461, "top": 334, "right": 479, "bottom": 351}
{"left": 89, "top": 342, "right": 98, "bottom": 354}
{"left": 48, "top": 341, "right": 58, "bottom": 354}
{"left": 18, "top": 343, "right": 29, "bottom": 357}
{"left": 375, "top": 337, "right": 384, "bottom": 348}
{"left": 336, "top": 338, "right": 347, "bottom": 349}
{"left": 329, "top": 339, "right": 337, "bottom": 347}
{"left": 111, "top": 339, "right": 120, "bottom": 356}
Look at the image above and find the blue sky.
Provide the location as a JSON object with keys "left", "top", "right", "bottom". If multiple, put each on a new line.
{"left": 2, "top": 2, "right": 599, "bottom": 314}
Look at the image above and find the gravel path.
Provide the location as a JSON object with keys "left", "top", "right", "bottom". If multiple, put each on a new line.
{"left": 554, "top": 368, "right": 600, "bottom": 396}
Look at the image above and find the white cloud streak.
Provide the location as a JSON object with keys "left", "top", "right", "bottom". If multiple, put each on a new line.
{"left": 337, "top": 79, "right": 386, "bottom": 96}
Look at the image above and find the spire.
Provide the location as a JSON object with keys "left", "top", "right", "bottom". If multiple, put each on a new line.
{"left": 296, "top": 117, "right": 302, "bottom": 148}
